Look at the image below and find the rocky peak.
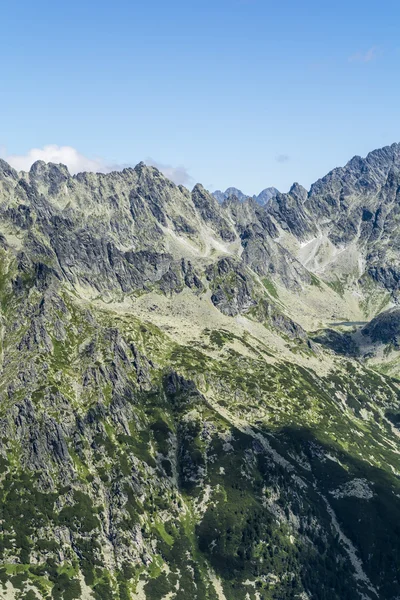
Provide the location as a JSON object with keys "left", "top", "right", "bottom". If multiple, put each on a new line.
{"left": 133, "top": 161, "right": 173, "bottom": 187}
{"left": 27, "top": 161, "right": 71, "bottom": 198}
{"left": 192, "top": 183, "right": 220, "bottom": 213}
{"left": 192, "top": 184, "right": 236, "bottom": 242}
{"left": 0, "top": 158, "right": 18, "bottom": 180}
{"left": 29, "top": 160, "right": 70, "bottom": 179}
{"left": 288, "top": 182, "right": 308, "bottom": 202}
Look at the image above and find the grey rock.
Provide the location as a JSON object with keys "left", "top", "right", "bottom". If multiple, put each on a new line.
{"left": 206, "top": 257, "right": 256, "bottom": 316}
{"left": 362, "top": 308, "right": 400, "bottom": 346}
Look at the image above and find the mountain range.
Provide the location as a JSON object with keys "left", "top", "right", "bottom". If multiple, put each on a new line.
{"left": 212, "top": 186, "right": 280, "bottom": 205}
{"left": 0, "top": 144, "right": 400, "bottom": 599}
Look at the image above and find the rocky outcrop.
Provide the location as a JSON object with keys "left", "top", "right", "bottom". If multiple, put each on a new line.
{"left": 205, "top": 257, "right": 256, "bottom": 316}
{"left": 362, "top": 308, "right": 400, "bottom": 346}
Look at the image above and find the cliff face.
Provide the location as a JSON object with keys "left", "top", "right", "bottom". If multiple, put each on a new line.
{"left": 1, "top": 147, "right": 400, "bottom": 599}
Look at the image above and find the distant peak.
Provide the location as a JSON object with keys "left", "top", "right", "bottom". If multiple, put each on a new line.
{"left": 225, "top": 187, "right": 248, "bottom": 198}
{"left": 213, "top": 186, "right": 279, "bottom": 205}
{"left": 255, "top": 187, "right": 279, "bottom": 205}
{"left": 212, "top": 188, "right": 247, "bottom": 203}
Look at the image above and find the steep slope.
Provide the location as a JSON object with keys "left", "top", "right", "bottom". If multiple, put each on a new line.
{"left": 0, "top": 147, "right": 399, "bottom": 600}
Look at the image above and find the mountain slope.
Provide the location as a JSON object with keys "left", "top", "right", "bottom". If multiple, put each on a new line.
{"left": 0, "top": 146, "right": 399, "bottom": 599}
{"left": 267, "top": 143, "right": 400, "bottom": 307}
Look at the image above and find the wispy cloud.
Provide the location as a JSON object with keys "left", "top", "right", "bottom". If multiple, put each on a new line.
{"left": 348, "top": 46, "right": 379, "bottom": 63}
{"left": 145, "top": 158, "right": 192, "bottom": 186}
{"left": 1, "top": 144, "right": 128, "bottom": 174}
{"left": 275, "top": 154, "right": 290, "bottom": 163}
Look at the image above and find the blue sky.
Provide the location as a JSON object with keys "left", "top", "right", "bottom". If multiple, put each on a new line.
{"left": 0, "top": 0, "right": 399, "bottom": 193}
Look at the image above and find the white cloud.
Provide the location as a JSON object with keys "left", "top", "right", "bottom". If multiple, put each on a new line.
{"left": 348, "top": 46, "right": 378, "bottom": 63}
{"left": 2, "top": 144, "right": 112, "bottom": 174}
{"left": 145, "top": 158, "right": 192, "bottom": 186}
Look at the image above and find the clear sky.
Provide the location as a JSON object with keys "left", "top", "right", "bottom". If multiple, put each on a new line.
{"left": 1, "top": 0, "right": 399, "bottom": 193}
